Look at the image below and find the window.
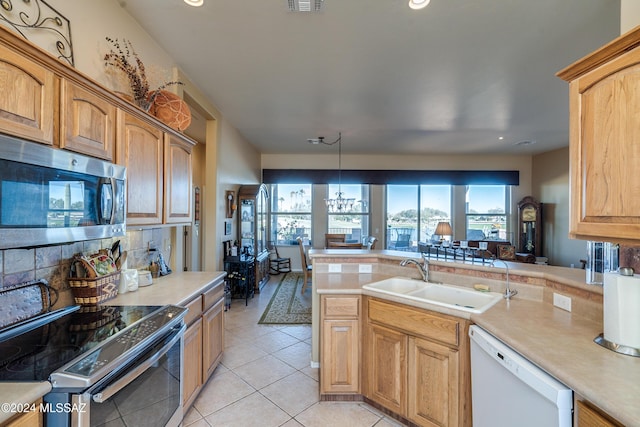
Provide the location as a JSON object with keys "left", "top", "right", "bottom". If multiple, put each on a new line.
{"left": 386, "top": 185, "right": 451, "bottom": 251}
{"left": 420, "top": 185, "right": 451, "bottom": 243}
{"left": 465, "top": 185, "right": 509, "bottom": 241}
{"left": 269, "top": 184, "right": 312, "bottom": 245}
{"left": 327, "top": 184, "right": 370, "bottom": 243}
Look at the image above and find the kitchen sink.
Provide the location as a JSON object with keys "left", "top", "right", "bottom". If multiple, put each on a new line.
{"left": 362, "top": 277, "right": 502, "bottom": 314}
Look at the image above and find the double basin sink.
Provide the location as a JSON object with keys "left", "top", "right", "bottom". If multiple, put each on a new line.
{"left": 362, "top": 277, "right": 503, "bottom": 314}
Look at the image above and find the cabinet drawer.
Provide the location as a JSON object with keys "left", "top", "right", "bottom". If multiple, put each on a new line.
{"left": 322, "top": 295, "right": 360, "bottom": 319}
{"left": 203, "top": 282, "right": 225, "bottom": 311}
{"left": 183, "top": 296, "right": 203, "bottom": 327}
{"left": 368, "top": 298, "right": 459, "bottom": 347}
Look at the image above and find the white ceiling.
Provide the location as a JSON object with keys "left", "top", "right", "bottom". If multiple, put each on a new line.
{"left": 119, "top": 0, "right": 620, "bottom": 155}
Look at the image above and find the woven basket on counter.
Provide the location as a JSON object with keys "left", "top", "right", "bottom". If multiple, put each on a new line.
{"left": 68, "top": 272, "right": 120, "bottom": 305}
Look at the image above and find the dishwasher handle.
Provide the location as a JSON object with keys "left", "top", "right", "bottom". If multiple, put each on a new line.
{"left": 92, "top": 323, "right": 185, "bottom": 403}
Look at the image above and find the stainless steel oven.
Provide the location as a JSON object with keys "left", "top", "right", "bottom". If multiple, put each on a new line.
{"left": 64, "top": 323, "right": 184, "bottom": 427}
{"left": 0, "top": 133, "right": 126, "bottom": 249}
{"left": 0, "top": 304, "right": 186, "bottom": 427}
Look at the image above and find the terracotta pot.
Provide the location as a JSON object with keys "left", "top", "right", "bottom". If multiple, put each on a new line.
{"left": 148, "top": 90, "right": 192, "bottom": 131}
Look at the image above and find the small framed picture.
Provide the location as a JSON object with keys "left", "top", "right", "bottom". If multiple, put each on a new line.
{"left": 224, "top": 220, "right": 232, "bottom": 236}
{"left": 497, "top": 244, "right": 516, "bottom": 260}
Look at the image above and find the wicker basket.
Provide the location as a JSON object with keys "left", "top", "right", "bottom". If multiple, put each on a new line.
{"left": 68, "top": 272, "right": 120, "bottom": 305}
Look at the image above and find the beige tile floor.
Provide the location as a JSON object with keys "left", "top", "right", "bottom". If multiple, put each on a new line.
{"left": 183, "top": 275, "right": 405, "bottom": 427}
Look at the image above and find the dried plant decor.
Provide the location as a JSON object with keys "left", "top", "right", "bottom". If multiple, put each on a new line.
{"left": 103, "top": 37, "right": 182, "bottom": 111}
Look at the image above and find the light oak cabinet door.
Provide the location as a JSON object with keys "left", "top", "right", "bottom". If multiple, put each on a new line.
{"left": 321, "top": 319, "right": 359, "bottom": 394}
{"left": 408, "top": 336, "right": 459, "bottom": 427}
{"left": 0, "top": 44, "right": 54, "bottom": 145}
{"left": 183, "top": 317, "right": 203, "bottom": 409}
{"left": 366, "top": 323, "right": 407, "bottom": 415}
{"left": 558, "top": 27, "right": 640, "bottom": 243}
{"left": 60, "top": 80, "right": 116, "bottom": 160}
{"left": 202, "top": 298, "right": 224, "bottom": 382}
{"left": 320, "top": 295, "right": 361, "bottom": 394}
{"left": 576, "top": 400, "right": 623, "bottom": 427}
{"left": 117, "top": 111, "right": 164, "bottom": 225}
{"left": 164, "top": 134, "right": 193, "bottom": 224}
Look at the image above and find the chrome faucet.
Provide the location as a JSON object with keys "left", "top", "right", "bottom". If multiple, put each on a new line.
{"left": 400, "top": 253, "right": 430, "bottom": 282}
{"left": 490, "top": 257, "right": 517, "bottom": 300}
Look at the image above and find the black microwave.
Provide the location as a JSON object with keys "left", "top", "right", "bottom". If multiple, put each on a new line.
{"left": 0, "top": 135, "right": 126, "bottom": 249}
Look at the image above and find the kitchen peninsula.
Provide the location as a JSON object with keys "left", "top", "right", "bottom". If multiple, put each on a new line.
{"left": 310, "top": 249, "right": 638, "bottom": 427}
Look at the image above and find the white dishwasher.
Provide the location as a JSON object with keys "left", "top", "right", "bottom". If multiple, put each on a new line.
{"left": 469, "top": 325, "right": 573, "bottom": 427}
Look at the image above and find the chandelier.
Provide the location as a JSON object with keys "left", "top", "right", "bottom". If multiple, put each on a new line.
{"left": 308, "top": 132, "right": 356, "bottom": 212}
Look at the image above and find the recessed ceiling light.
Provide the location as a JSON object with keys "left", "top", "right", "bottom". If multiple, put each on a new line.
{"left": 184, "top": 0, "right": 203, "bottom": 7}
{"left": 498, "top": 136, "right": 504, "bottom": 140}
{"left": 408, "top": 0, "right": 430, "bottom": 10}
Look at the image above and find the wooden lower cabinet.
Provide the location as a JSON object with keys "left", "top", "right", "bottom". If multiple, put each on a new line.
{"left": 408, "top": 336, "right": 460, "bottom": 427}
{"left": 363, "top": 297, "right": 470, "bottom": 427}
{"left": 183, "top": 318, "right": 203, "bottom": 409}
{"left": 4, "top": 398, "right": 42, "bottom": 427}
{"left": 320, "top": 295, "right": 361, "bottom": 395}
{"left": 367, "top": 324, "right": 406, "bottom": 414}
{"left": 181, "top": 281, "right": 225, "bottom": 410}
{"left": 576, "top": 400, "right": 624, "bottom": 427}
{"left": 203, "top": 298, "right": 224, "bottom": 380}
{"left": 321, "top": 319, "right": 360, "bottom": 394}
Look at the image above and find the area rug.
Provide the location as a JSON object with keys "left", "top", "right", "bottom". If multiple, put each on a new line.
{"left": 258, "top": 273, "right": 311, "bottom": 324}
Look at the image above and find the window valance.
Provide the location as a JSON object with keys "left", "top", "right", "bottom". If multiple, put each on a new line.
{"left": 262, "top": 169, "right": 519, "bottom": 186}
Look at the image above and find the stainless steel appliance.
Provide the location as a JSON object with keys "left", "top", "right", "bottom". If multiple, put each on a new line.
{"left": 0, "top": 134, "right": 126, "bottom": 249}
{"left": 0, "top": 304, "right": 186, "bottom": 427}
{"left": 469, "top": 325, "right": 573, "bottom": 427}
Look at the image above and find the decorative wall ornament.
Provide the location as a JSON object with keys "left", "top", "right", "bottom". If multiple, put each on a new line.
{"left": 0, "top": 0, "right": 74, "bottom": 66}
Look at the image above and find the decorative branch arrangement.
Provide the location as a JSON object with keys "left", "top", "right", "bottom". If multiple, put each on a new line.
{"left": 103, "top": 37, "right": 182, "bottom": 111}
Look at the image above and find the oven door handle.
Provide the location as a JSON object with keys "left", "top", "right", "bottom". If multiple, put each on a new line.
{"left": 92, "top": 323, "right": 185, "bottom": 403}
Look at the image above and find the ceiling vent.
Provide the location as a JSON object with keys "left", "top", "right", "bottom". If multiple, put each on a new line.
{"left": 288, "top": 0, "right": 324, "bottom": 12}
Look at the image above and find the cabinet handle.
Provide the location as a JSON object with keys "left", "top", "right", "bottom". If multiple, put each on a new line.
{"left": 334, "top": 327, "right": 349, "bottom": 332}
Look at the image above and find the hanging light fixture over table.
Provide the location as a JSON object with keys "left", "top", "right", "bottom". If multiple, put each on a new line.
{"left": 308, "top": 132, "right": 356, "bottom": 212}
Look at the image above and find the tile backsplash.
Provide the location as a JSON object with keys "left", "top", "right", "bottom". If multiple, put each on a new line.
{"left": 619, "top": 245, "right": 640, "bottom": 273}
{"left": 0, "top": 228, "right": 172, "bottom": 310}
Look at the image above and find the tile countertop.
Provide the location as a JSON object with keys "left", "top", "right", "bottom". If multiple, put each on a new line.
{"left": 0, "top": 271, "right": 226, "bottom": 423}
{"left": 311, "top": 250, "right": 638, "bottom": 426}
{"left": 0, "top": 382, "right": 51, "bottom": 424}
{"left": 108, "top": 271, "right": 226, "bottom": 306}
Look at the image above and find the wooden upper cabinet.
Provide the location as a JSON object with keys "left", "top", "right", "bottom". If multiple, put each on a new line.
{"left": 59, "top": 79, "right": 116, "bottom": 160}
{"left": 164, "top": 134, "right": 193, "bottom": 224}
{"left": 557, "top": 26, "right": 640, "bottom": 244}
{"left": 117, "top": 110, "right": 164, "bottom": 225}
{"left": 0, "top": 43, "right": 55, "bottom": 144}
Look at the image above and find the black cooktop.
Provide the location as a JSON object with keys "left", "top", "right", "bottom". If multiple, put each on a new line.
{"left": 0, "top": 305, "right": 161, "bottom": 382}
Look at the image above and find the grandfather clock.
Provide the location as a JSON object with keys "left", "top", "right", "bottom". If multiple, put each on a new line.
{"left": 517, "top": 196, "right": 542, "bottom": 256}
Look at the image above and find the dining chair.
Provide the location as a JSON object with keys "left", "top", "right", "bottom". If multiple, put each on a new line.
{"left": 394, "top": 233, "right": 411, "bottom": 250}
{"left": 296, "top": 237, "right": 312, "bottom": 295}
{"left": 267, "top": 241, "right": 291, "bottom": 275}
{"left": 324, "top": 233, "right": 346, "bottom": 248}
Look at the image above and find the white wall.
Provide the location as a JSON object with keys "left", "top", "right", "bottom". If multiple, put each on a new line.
{"left": 52, "top": 0, "right": 174, "bottom": 91}
{"left": 621, "top": 0, "right": 640, "bottom": 33}
{"left": 532, "top": 148, "right": 586, "bottom": 267}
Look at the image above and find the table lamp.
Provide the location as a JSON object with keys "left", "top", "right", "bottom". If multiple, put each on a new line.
{"left": 435, "top": 221, "right": 452, "bottom": 243}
